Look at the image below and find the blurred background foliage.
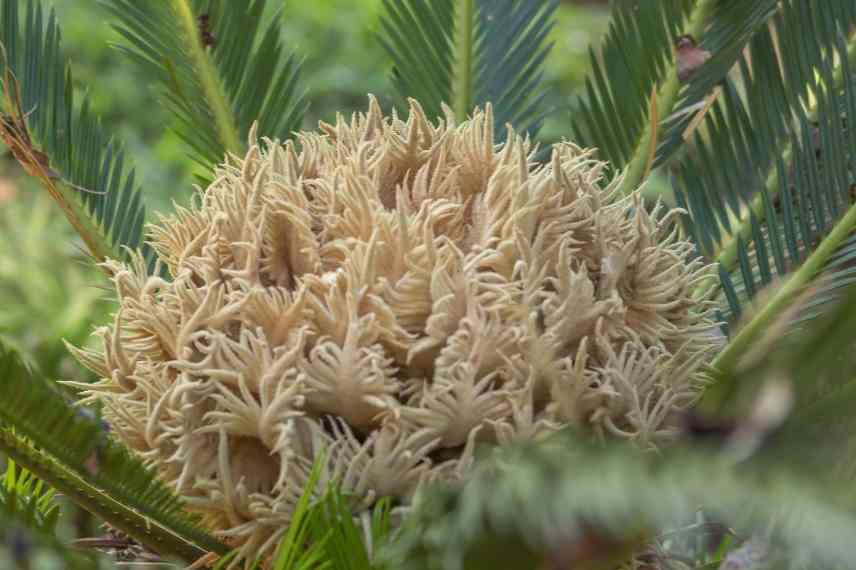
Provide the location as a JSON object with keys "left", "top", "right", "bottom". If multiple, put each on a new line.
{"left": 0, "top": 0, "right": 608, "bottom": 382}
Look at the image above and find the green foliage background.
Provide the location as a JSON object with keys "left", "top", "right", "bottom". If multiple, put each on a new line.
{"left": 47, "top": 0, "right": 607, "bottom": 211}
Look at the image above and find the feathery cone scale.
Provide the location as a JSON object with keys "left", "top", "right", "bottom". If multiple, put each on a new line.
{"left": 69, "top": 97, "right": 719, "bottom": 563}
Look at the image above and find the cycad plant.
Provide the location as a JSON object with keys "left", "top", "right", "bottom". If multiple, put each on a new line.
{"left": 1, "top": 0, "right": 856, "bottom": 568}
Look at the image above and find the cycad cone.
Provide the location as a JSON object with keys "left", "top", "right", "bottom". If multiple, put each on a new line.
{"left": 71, "top": 98, "right": 719, "bottom": 562}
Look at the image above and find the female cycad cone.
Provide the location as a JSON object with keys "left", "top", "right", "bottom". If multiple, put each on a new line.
{"left": 70, "top": 97, "right": 719, "bottom": 562}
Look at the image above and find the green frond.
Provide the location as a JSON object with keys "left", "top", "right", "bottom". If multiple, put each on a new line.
{"left": 100, "top": 0, "right": 307, "bottom": 176}
{"left": 380, "top": 430, "right": 856, "bottom": 570}
{"left": 378, "top": 0, "right": 455, "bottom": 121}
{"left": 304, "top": 493, "right": 392, "bottom": 570}
{"left": 378, "top": 0, "right": 558, "bottom": 137}
{"left": 1, "top": 458, "right": 59, "bottom": 534}
{"left": 267, "top": 458, "right": 330, "bottom": 570}
{"left": 211, "top": 458, "right": 393, "bottom": 570}
{"left": 673, "top": 0, "right": 856, "bottom": 333}
{"left": 654, "top": 0, "right": 782, "bottom": 163}
{"left": 571, "top": 0, "right": 783, "bottom": 193}
{"left": 0, "top": 342, "right": 228, "bottom": 563}
{"left": 694, "top": 283, "right": 856, "bottom": 505}
{"left": 0, "top": 0, "right": 155, "bottom": 271}
{"left": 472, "top": 0, "right": 558, "bottom": 136}
{"left": 0, "top": 458, "right": 94, "bottom": 568}
{"left": 570, "top": 0, "right": 693, "bottom": 170}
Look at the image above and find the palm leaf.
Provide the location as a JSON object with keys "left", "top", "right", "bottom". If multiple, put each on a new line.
{"left": 100, "top": 0, "right": 307, "bottom": 176}
{"left": 672, "top": 0, "right": 856, "bottom": 347}
{"left": 0, "top": 342, "right": 228, "bottom": 563}
{"left": 378, "top": 0, "right": 558, "bottom": 137}
{"left": 0, "top": 0, "right": 155, "bottom": 271}
{"left": 1, "top": 458, "right": 59, "bottom": 534}
{"left": 570, "top": 0, "right": 784, "bottom": 195}
{"left": 0, "top": 458, "right": 94, "bottom": 568}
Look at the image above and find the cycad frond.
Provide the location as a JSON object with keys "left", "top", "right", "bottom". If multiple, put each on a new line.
{"left": 672, "top": 0, "right": 856, "bottom": 338}
{"left": 378, "top": 0, "right": 558, "bottom": 136}
{"left": 1, "top": 458, "right": 59, "bottom": 534}
{"left": 0, "top": 343, "right": 228, "bottom": 563}
{"left": 0, "top": 0, "right": 154, "bottom": 270}
{"left": 0, "top": 458, "right": 93, "bottom": 568}
{"left": 570, "top": 0, "right": 691, "bottom": 170}
{"left": 101, "top": 0, "right": 307, "bottom": 175}
{"left": 381, "top": 430, "right": 856, "bottom": 570}
{"left": 266, "top": 463, "right": 391, "bottom": 570}
{"left": 571, "top": 0, "right": 782, "bottom": 193}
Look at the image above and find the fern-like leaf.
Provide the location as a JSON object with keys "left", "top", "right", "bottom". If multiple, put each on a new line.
{"left": 672, "top": 0, "right": 856, "bottom": 350}
{"left": 378, "top": 0, "right": 558, "bottom": 137}
{"left": 100, "top": 0, "right": 307, "bottom": 176}
{"left": 0, "top": 457, "right": 94, "bottom": 568}
{"left": 1, "top": 458, "right": 59, "bottom": 534}
{"left": 0, "top": 343, "right": 228, "bottom": 562}
{"left": 0, "top": 0, "right": 154, "bottom": 270}
{"left": 571, "top": 0, "right": 784, "bottom": 194}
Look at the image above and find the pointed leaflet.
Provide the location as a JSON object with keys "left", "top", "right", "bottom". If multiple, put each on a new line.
{"left": 379, "top": 0, "right": 558, "bottom": 137}
{"left": 101, "top": 0, "right": 307, "bottom": 174}
{"left": 570, "top": 0, "right": 787, "bottom": 193}
{"left": 0, "top": 0, "right": 155, "bottom": 270}
{"left": 0, "top": 460, "right": 92, "bottom": 568}
{"left": 673, "top": 0, "right": 856, "bottom": 331}
{"left": 0, "top": 342, "right": 228, "bottom": 562}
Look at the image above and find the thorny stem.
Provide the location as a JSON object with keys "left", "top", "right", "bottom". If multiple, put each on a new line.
{"left": 618, "top": 0, "right": 717, "bottom": 196}
{"left": 172, "top": 0, "right": 243, "bottom": 157}
{"left": 453, "top": 0, "right": 476, "bottom": 122}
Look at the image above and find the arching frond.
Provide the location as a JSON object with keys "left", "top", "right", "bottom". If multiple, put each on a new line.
{"left": 378, "top": 0, "right": 558, "bottom": 136}
{"left": 570, "top": 0, "right": 783, "bottom": 194}
{"left": 0, "top": 343, "right": 228, "bottom": 563}
{"left": 0, "top": 0, "right": 155, "bottom": 270}
{"left": 672, "top": 0, "right": 856, "bottom": 338}
{"left": 100, "top": 0, "right": 307, "bottom": 175}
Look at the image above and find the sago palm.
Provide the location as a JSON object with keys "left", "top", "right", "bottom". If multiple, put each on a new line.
{"left": 0, "top": 0, "right": 855, "bottom": 568}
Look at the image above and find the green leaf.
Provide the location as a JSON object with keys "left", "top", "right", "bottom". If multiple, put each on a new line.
{"left": 0, "top": 342, "right": 228, "bottom": 563}
{"left": 1, "top": 458, "right": 59, "bottom": 534}
{"left": 265, "top": 455, "right": 394, "bottom": 570}
{"left": 0, "top": 0, "right": 155, "bottom": 271}
{"left": 673, "top": 0, "right": 856, "bottom": 334}
{"left": 570, "top": 0, "right": 784, "bottom": 194}
{"left": 0, "top": 457, "right": 93, "bottom": 568}
{"left": 271, "top": 454, "right": 328, "bottom": 570}
{"left": 378, "top": 0, "right": 558, "bottom": 137}
{"left": 100, "top": 0, "right": 307, "bottom": 175}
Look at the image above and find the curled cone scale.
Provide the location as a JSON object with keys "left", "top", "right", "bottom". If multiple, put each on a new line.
{"left": 71, "top": 97, "right": 719, "bottom": 562}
